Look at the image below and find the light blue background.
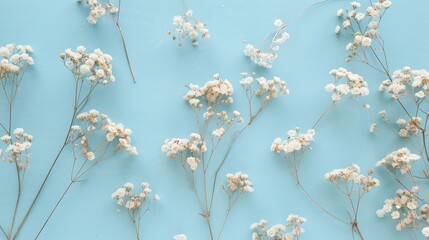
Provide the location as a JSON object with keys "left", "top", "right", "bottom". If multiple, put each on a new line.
{"left": 1, "top": 0, "right": 429, "bottom": 239}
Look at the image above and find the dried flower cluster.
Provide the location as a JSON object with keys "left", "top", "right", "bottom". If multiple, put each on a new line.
{"left": 184, "top": 74, "right": 234, "bottom": 105}
{"left": 168, "top": 9, "right": 210, "bottom": 46}
{"left": 325, "top": 164, "right": 379, "bottom": 193}
{"left": 163, "top": 72, "right": 288, "bottom": 240}
{"left": 111, "top": 182, "right": 159, "bottom": 210}
{"left": 71, "top": 109, "right": 138, "bottom": 160}
{"left": 0, "top": 43, "right": 34, "bottom": 78}
{"left": 225, "top": 172, "right": 254, "bottom": 193}
{"left": 0, "top": 128, "right": 33, "bottom": 169}
{"left": 77, "top": 0, "right": 137, "bottom": 83}
{"left": 375, "top": 148, "right": 420, "bottom": 174}
{"left": 60, "top": 46, "right": 115, "bottom": 85}
{"left": 325, "top": 68, "right": 369, "bottom": 102}
{"left": 271, "top": 128, "right": 315, "bottom": 154}
{"left": 78, "top": 0, "right": 118, "bottom": 24}
{"left": 376, "top": 188, "right": 422, "bottom": 231}
{"left": 162, "top": 133, "right": 206, "bottom": 171}
{"left": 250, "top": 215, "right": 306, "bottom": 240}
{"left": 240, "top": 73, "right": 289, "bottom": 101}
{"left": 335, "top": 1, "right": 392, "bottom": 62}
{"left": 379, "top": 66, "right": 429, "bottom": 99}
{"left": 112, "top": 182, "right": 159, "bottom": 240}
{"left": 244, "top": 19, "right": 290, "bottom": 68}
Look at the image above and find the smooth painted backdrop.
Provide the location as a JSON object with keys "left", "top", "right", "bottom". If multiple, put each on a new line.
{"left": 1, "top": 0, "right": 429, "bottom": 239}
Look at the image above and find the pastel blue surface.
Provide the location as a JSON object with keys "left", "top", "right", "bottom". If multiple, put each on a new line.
{"left": 1, "top": 0, "right": 429, "bottom": 239}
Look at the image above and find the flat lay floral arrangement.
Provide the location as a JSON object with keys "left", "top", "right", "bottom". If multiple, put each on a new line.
{"left": 0, "top": 0, "right": 428, "bottom": 239}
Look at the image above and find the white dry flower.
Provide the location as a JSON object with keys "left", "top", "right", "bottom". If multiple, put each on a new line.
{"left": 271, "top": 128, "right": 315, "bottom": 154}
{"left": 72, "top": 109, "right": 138, "bottom": 159}
{"left": 376, "top": 148, "right": 420, "bottom": 174}
{"left": 326, "top": 67, "right": 369, "bottom": 102}
{"left": 168, "top": 9, "right": 210, "bottom": 46}
{"left": 250, "top": 215, "right": 306, "bottom": 240}
{"left": 1, "top": 128, "right": 33, "bottom": 169}
{"left": 244, "top": 19, "right": 289, "bottom": 68}
{"left": 61, "top": 46, "right": 115, "bottom": 85}
{"left": 0, "top": 43, "right": 34, "bottom": 79}
{"left": 225, "top": 172, "right": 254, "bottom": 193}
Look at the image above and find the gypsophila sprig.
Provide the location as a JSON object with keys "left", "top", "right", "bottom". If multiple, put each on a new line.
{"left": 163, "top": 73, "right": 288, "bottom": 240}
{"left": 30, "top": 110, "right": 138, "bottom": 238}
{"left": 0, "top": 43, "right": 34, "bottom": 79}
{"left": 325, "top": 164, "right": 379, "bottom": 239}
{"left": 168, "top": 9, "right": 210, "bottom": 46}
{"left": 162, "top": 133, "right": 206, "bottom": 171}
{"left": 379, "top": 67, "right": 429, "bottom": 100}
{"left": 3, "top": 44, "right": 138, "bottom": 240}
{"left": 272, "top": 62, "right": 376, "bottom": 240}
{"left": 376, "top": 188, "right": 422, "bottom": 232}
{"left": 325, "top": 67, "right": 369, "bottom": 102}
{"left": 335, "top": 1, "right": 392, "bottom": 65}
{"left": 72, "top": 109, "right": 138, "bottom": 158}
{"left": 244, "top": 19, "right": 289, "bottom": 68}
{"left": 0, "top": 43, "right": 34, "bottom": 134}
{"left": 376, "top": 148, "right": 420, "bottom": 174}
{"left": 112, "top": 182, "right": 159, "bottom": 240}
{"left": 250, "top": 215, "right": 306, "bottom": 240}
{"left": 1, "top": 128, "right": 33, "bottom": 170}
{"left": 78, "top": 0, "right": 137, "bottom": 83}
{"left": 60, "top": 46, "right": 115, "bottom": 85}
{"left": 240, "top": 72, "right": 289, "bottom": 123}
{"left": 184, "top": 74, "right": 234, "bottom": 105}
{"left": 0, "top": 43, "right": 34, "bottom": 240}
{"left": 271, "top": 128, "right": 315, "bottom": 154}
{"left": 224, "top": 172, "right": 254, "bottom": 193}
{"left": 325, "top": 164, "right": 380, "bottom": 193}
{"left": 79, "top": 0, "right": 118, "bottom": 24}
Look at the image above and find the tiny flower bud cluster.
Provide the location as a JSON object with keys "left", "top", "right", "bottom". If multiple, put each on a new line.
{"left": 111, "top": 182, "right": 159, "bottom": 210}
{"left": 250, "top": 215, "right": 306, "bottom": 240}
{"left": 325, "top": 67, "right": 369, "bottom": 102}
{"left": 325, "top": 164, "right": 379, "bottom": 192}
{"left": 1, "top": 128, "right": 33, "bottom": 169}
{"left": 244, "top": 19, "right": 290, "bottom": 68}
{"left": 394, "top": 117, "right": 422, "bottom": 139}
{"left": 184, "top": 74, "right": 234, "bottom": 105}
{"left": 79, "top": 0, "right": 118, "bottom": 24}
{"left": 162, "top": 134, "right": 206, "bottom": 171}
{"left": 60, "top": 46, "right": 115, "bottom": 85}
{"left": 271, "top": 128, "right": 315, "bottom": 154}
{"left": 225, "top": 172, "right": 254, "bottom": 193}
{"left": 0, "top": 43, "right": 34, "bottom": 79}
{"left": 71, "top": 109, "right": 137, "bottom": 161}
{"left": 240, "top": 73, "right": 289, "bottom": 101}
{"left": 212, "top": 110, "right": 244, "bottom": 138}
{"left": 379, "top": 67, "right": 429, "bottom": 99}
{"left": 336, "top": 1, "right": 391, "bottom": 61}
{"left": 376, "top": 188, "right": 421, "bottom": 232}
{"left": 376, "top": 148, "right": 420, "bottom": 174}
{"left": 168, "top": 9, "right": 210, "bottom": 46}
{"left": 172, "top": 234, "right": 187, "bottom": 240}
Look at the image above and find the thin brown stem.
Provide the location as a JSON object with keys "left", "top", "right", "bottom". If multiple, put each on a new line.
{"left": 112, "top": 20, "right": 137, "bottom": 83}
{"left": 34, "top": 182, "right": 74, "bottom": 240}
{"left": 352, "top": 222, "right": 365, "bottom": 240}
{"left": 204, "top": 215, "right": 215, "bottom": 240}
{"left": 0, "top": 224, "right": 7, "bottom": 239}
{"left": 11, "top": 81, "right": 81, "bottom": 240}
{"left": 312, "top": 102, "right": 335, "bottom": 129}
